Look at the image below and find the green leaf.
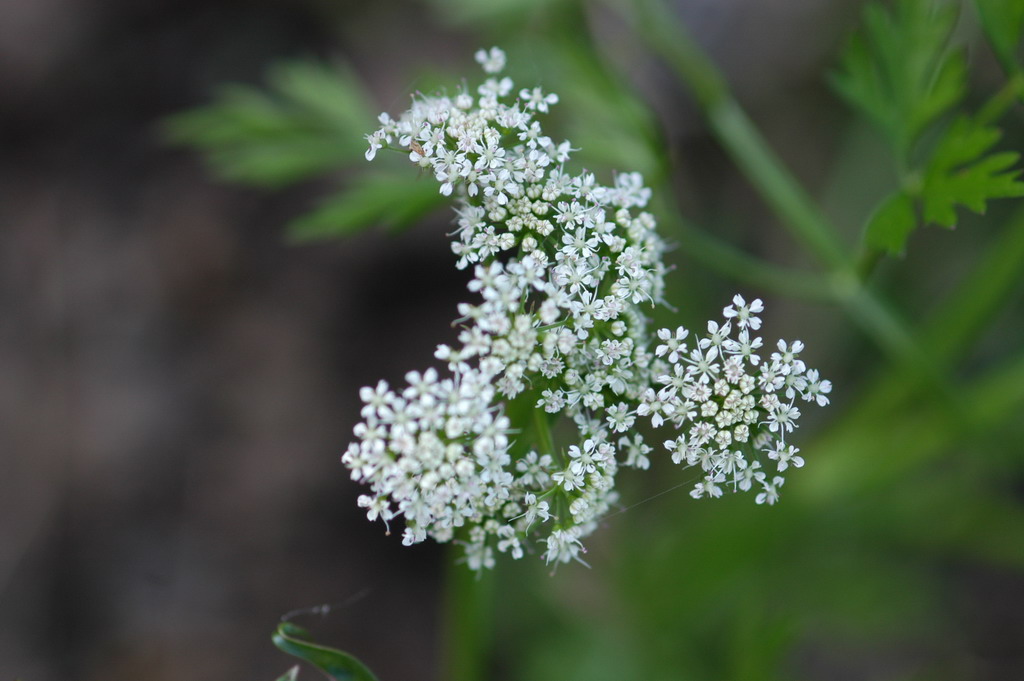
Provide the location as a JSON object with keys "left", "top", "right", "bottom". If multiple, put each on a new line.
{"left": 974, "top": 0, "right": 1024, "bottom": 73}
{"left": 272, "top": 623, "right": 381, "bottom": 681}
{"left": 274, "top": 665, "right": 300, "bottom": 681}
{"left": 286, "top": 172, "right": 446, "bottom": 242}
{"left": 832, "top": 0, "right": 966, "bottom": 158}
{"left": 865, "top": 191, "right": 917, "bottom": 254}
{"left": 163, "top": 60, "right": 375, "bottom": 188}
{"left": 266, "top": 61, "right": 376, "bottom": 134}
{"left": 921, "top": 117, "right": 1024, "bottom": 227}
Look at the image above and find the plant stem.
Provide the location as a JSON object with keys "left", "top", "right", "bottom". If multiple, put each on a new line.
{"left": 552, "top": 3, "right": 830, "bottom": 301}
{"left": 976, "top": 70, "right": 1024, "bottom": 126}
{"left": 834, "top": 280, "right": 921, "bottom": 368}
{"left": 855, "top": 246, "right": 884, "bottom": 282}
{"left": 655, "top": 200, "right": 835, "bottom": 301}
{"left": 534, "top": 408, "right": 556, "bottom": 458}
{"left": 626, "top": 0, "right": 939, "bottom": 377}
{"left": 443, "top": 549, "right": 495, "bottom": 681}
{"left": 922, "top": 203, "right": 1024, "bottom": 362}
{"left": 706, "top": 100, "right": 851, "bottom": 270}
{"left": 803, "top": 345, "right": 1024, "bottom": 505}
{"left": 849, "top": 203, "right": 1024, "bottom": 418}
{"left": 630, "top": 0, "right": 849, "bottom": 270}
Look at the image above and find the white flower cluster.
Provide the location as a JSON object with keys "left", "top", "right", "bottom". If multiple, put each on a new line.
{"left": 648, "top": 295, "right": 831, "bottom": 503}
{"left": 344, "top": 48, "right": 830, "bottom": 571}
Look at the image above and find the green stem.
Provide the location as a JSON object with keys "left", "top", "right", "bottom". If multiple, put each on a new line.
{"left": 626, "top": 0, "right": 942, "bottom": 379}
{"left": 803, "top": 344, "right": 1024, "bottom": 504}
{"left": 976, "top": 71, "right": 1024, "bottom": 126}
{"left": 836, "top": 282, "right": 921, "bottom": 368}
{"left": 553, "top": 2, "right": 831, "bottom": 301}
{"left": 850, "top": 203, "right": 1024, "bottom": 419}
{"left": 631, "top": 0, "right": 849, "bottom": 271}
{"left": 855, "top": 246, "right": 884, "bottom": 282}
{"left": 534, "top": 408, "right": 557, "bottom": 459}
{"left": 443, "top": 548, "right": 495, "bottom": 681}
{"left": 848, "top": 69, "right": 1023, "bottom": 284}
{"left": 655, "top": 199, "right": 835, "bottom": 300}
{"left": 922, "top": 203, "right": 1024, "bottom": 362}
{"left": 706, "top": 100, "right": 851, "bottom": 270}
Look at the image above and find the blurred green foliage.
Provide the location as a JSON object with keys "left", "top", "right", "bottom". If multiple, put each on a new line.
{"left": 168, "top": 0, "right": 1024, "bottom": 679}
{"left": 164, "top": 60, "right": 375, "bottom": 187}
{"left": 832, "top": 0, "right": 967, "bottom": 162}
{"left": 834, "top": 0, "right": 1024, "bottom": 257}
{"left": 163, "top": 59, "right": 445, "bottom": 241}
{"left": 920, "top": 117, "right": 1024, "bottom": 227}
{"left": 974, "top": 0, "right": 1024, "bottom": 73}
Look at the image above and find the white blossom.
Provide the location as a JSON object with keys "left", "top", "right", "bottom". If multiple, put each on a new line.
{"left": 474, "top": 46, "right": 507, "bottom": 74}
{"left": 345, "top": 49, "right": 830, "bottom": 572}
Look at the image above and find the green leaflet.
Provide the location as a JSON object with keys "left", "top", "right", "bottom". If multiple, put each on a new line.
{"left": 164, "top": 59, "right": 446, "bottom": 242}
{"left": 865, "top": 191, "right": 917, "bottom": 254}
{"left": 921, "top": 117, "right": 1024, "bottom": 227}
{"left": 163, "top": 60, "right": 375, "bottom": 188}
{"left": 840, "top": 1, "right": 1024, "bottom": 257}
{"left": 831, "top": 0, "right": 966, "bottom": 159}
{"left": 272, "top": 623, "right": 381, "bottom": 681}
{"left": 861, "top": 118, "right": 1024, "bottom": 253}
{"left": 286, "top": 172, "right": 446, "bottom": 242}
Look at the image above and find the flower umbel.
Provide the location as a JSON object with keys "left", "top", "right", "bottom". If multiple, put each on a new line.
{"left": 344, "top": 49, "right": 830, "bottom": 571}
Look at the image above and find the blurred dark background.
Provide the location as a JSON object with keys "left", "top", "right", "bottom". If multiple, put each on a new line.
{"left": 1, "top": 2, "right": 463, "bottom": 678}
{"left": 4, "top": 0, "right": 1022, "bottom": 680}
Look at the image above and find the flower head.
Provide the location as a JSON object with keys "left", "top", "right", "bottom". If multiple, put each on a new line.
{"left": 345, "top": 49, "right": 830, "bottom": 571}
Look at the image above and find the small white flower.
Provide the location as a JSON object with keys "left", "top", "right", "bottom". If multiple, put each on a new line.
{"left": 544, "top": 527, "right": 585, "bottom": 565}
{"left": 605, "top": 402, "right": 636, "bottom": 433}
{"left": 802, "top": 369, "right": 832, "bottom": 406}
{"left": 723, "top": 294, "right": 764, "bottom": 330}
{"left": 552, "top": 465, "right": 585, "bottom": 491}
{"left": 619, "top": 434, "right": 652, "bottom": 469}
{"left": 755, "top": 476, "right": 785, "bottom": 505}
{"left": 474, "top": 47, "right": 507, "bottom": 74}
{"left": 656, "top": 326, "right": 689, "bottom": 363}
{"left": 691, "top": 476, "right": 724, "bottom": 499}
{"left": 519, "top": 86, "right": 559, "bottom": 113}
{"left": 364, "top": 131, "right": 385, "bottom": 161}
{"left": 767, "top": 444, "right": 804, "bottom": 472}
